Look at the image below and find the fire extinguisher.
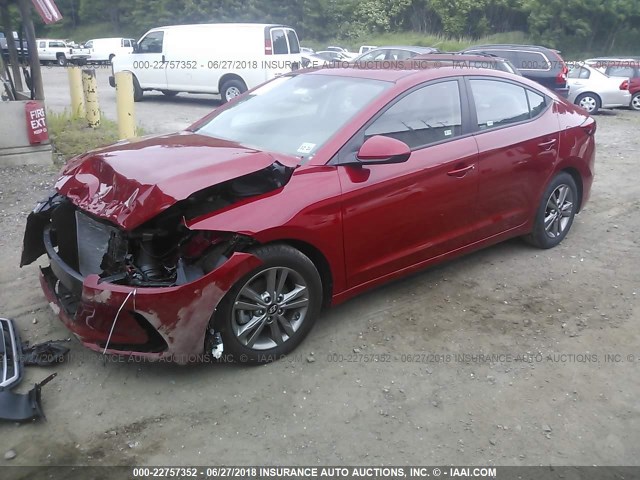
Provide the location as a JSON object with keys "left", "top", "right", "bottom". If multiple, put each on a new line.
{"left": 25, "top": 101, "right": 49, "bottom": 144}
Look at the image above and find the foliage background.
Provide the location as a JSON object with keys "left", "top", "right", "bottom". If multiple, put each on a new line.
{"left": 20, "top": 0, "right": 640, "bottom": 56}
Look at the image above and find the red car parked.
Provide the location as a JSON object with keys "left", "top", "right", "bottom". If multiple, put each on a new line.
{"left": 21, "top": 65, "right": 596, "bottom": 364}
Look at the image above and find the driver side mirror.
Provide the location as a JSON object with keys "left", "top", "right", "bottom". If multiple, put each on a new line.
{"left": 355, "top": 135, "right": 411, "bottom": 165}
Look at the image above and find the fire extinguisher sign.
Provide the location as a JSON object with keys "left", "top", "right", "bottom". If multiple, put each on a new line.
{"left": 25, "top": 101, "right": 49, "bottom": 144}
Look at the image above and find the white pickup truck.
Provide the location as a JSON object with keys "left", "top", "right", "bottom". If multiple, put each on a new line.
{"left": 70, "top": 37, "right": 136, "bottom": 64}
{"left": 37, "top": 39, "right": 73, "bottom": 65}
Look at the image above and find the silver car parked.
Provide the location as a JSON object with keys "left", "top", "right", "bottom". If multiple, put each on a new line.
{"left": 567, "top": 64, "right": 631, "bottom": 114}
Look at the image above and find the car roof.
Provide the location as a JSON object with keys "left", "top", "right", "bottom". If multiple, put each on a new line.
{"left": 367, "top": 45, "right": 436, "bottom": 51}
{"left": 156, "top": 23, "right": 288, "bottom": 30}
{"left": 464, "top": 44, "right": 555, "bottom": 51}
{"left": 303, "top": 63, "right": 497, "bottom": 82}
{"left": 413, "top": 53, "right": 510, "bottom": 62}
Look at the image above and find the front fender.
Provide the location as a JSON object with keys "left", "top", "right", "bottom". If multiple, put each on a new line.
{"left": 186, "top": 166, "right": 347, "bottom": 294}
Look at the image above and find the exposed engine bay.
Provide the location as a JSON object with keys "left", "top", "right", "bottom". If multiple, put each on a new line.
{"left": 21, "top": 162, "right": 293, "bottom": 289}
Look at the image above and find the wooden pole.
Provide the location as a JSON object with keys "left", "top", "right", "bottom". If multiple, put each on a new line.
{"left": 16, "top": 0, "right": 44, "bottom": 100}
{"left": 0, "top": 0, "right": 23, "bottom": 92}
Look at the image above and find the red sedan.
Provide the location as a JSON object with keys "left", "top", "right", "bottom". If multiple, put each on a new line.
{"left": 22, "top": 65, "right": 596, "bottom": 364}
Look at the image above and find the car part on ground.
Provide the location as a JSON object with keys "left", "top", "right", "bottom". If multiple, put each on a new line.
{"left": 0, "top": 373, "right": 56, "bottom": 422}
{"left": 567, "top": 64, "right": 632, "bottom": 114}
{"left": 22, "top": 340, "right": 70, "bottom": 366}
{"left": 0, "top": 318, "right": 22, "bottom": 390}
{"left": 0, "top": 318, "right": 58, "bottom": 422}
{"left": 21, "top": 64, "right": 596, "bottom": 364}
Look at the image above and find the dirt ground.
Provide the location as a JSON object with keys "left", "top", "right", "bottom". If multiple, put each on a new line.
{"left": 0, "top": 82, "right": 639, "bottom": 474}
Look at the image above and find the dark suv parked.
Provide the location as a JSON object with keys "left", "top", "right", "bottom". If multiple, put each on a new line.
{"left": 461, "top": 44, "right": 569, "bottom": 97}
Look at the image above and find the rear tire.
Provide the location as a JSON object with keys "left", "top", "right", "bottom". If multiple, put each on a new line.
{"left": 575, "top": 93, "right": 601, "bottom": 114}
{"left": 524, "top": 172, "right": 578, "bottom": 249}
{"left": 56, "top": 54, "right": 67, "bottom": 66}
{"left": 211, "top": 244, "right": 322, "bottom": 364}
{"left": 132, "top": 75, "right": 143, "bottom": 102}
{"left": 220, "top": 79, "right": 247, "bottom": 103}
{"left": 630, "top": 92, "right": 640, "bottom": 111}
{"left": 161, "top": 90, "right": 178, "bottom": 97}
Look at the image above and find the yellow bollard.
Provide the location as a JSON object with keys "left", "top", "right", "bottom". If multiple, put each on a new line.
{"left": 115, "top": 71, "right": 136, "bottom": 139}
{"left": 68, "top": 66, "right": 85, "bottom": 119}
{"left": 82, "top": 68, "right": 100, "bottom": 128}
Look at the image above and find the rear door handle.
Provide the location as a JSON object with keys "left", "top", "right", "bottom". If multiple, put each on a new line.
{"left": 447, "top": 164, "right": 475, "bottom": 177}
{"left": 538, "top": 139, "right": 557, "bottom": 151}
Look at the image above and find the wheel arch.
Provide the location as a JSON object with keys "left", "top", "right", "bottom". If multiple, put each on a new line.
{"left": 575, "top": 91, "right": 601, "bottom": 105}
{"left": 560, "top": 167, "right": 584, "bottom": 212}
{"left": 218, "top": 73, "right": 246, "bottom": 93}
{"left": 261, "top": 239, "right": 333, "bottom": 310}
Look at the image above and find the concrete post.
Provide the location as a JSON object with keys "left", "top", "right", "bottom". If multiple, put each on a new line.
{"left": 68, "top": 67, "right": 85, "bottom": 119}
{"left": 82, "top": 68, "right": 100, "bottom": 128}
{"left": 115, "top": 71, "right": 136, "bottom": 139}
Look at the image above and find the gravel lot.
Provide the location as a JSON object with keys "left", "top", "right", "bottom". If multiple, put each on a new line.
{"left": 1, "top": 67, "right": 639, "bottom": 475}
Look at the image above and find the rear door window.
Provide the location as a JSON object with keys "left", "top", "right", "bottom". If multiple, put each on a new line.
{"left": 271, "top": 29, "right": 288, "bottom": 54}
{"left": 470, "top": 79, "right": 530, "bottom": 129}
{"left": 285, "top": 29, "right": 300, "bottom": 54}
{"left": 568, "top": 67, "right": 590, "bottom": 79}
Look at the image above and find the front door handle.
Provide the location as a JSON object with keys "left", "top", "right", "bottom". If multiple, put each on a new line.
{"left": 538, "top": 139, "right": 557, "bottom": 151}
{"left": 447, "top": 164, "right": 475, "bottom": 177}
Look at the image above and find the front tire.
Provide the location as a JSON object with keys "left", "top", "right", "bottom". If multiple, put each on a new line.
{"left": 575, "top": 93, "right": 601, "bottom": 114}
{"left": 630, "top": 92, "right": 640, "bottom": 111}
{"left": 56, "top": 54, "right": 67, "bottom": 66}
{"left": 220, "top": 79, "right": 247, "bottom": 103}
{"left": 212, "top": 244, "right": 322, "bottom": 364}
{"left": 161, "top": 90, "right": 178, "bottom": 97}
{"left": 524, "top": 172, "right": 578, "bottom": 249}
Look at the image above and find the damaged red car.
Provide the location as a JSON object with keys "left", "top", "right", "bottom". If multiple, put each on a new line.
{"left": 21, "top": 65, "right": 596, "bottom": 364}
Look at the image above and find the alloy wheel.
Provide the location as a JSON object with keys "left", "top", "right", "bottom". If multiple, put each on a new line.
{"left": 544, "top": 184, "right": 574, "bottom": 238}
{"left": 231, "top": 267, "right": 309, "bottom": 350}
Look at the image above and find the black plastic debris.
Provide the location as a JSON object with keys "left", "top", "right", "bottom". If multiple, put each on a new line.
{"left": 0, "top": 318, "right": 59, "bottom": 422}
{"left": 22, "top": 340, "right": 70, "bottom": 366}
{"left": 0, "top": 373, "right": 57, "bottom": 422}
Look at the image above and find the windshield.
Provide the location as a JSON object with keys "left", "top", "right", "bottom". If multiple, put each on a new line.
{"left": 196, "top": 74, "right": 391, "bottom": 162}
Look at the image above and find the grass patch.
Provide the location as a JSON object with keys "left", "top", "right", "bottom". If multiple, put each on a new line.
{"left": 47, "top": 110, "right": 121, "bottom": 164}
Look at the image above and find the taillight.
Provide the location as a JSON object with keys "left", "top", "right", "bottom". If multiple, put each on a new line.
{"left": 580, "top": 117, "right": 597, "bottom": 136}
{"left": 620, "top": 80, "right": 629, "bottom": 90}
{"left": 264, "top": 38, "right": 272, "bottom": 55}
{"left": 556, "top": 64, "right": 568, "bottom": 85}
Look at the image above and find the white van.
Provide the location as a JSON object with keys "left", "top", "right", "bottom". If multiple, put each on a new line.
{"left": 110, "top": 23, "right": 301, "bottom": 103}
{"left": 80, "top": 37, "right": 136, "bottom": 63}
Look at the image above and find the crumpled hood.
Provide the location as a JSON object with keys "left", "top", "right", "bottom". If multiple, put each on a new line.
{"left": 55, "top": 131, "right": 299, "bottom": 230}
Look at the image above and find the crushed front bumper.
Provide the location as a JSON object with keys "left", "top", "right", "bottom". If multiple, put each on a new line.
{"left": 25, "top": 201, "right": 261, "bottom": 364}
